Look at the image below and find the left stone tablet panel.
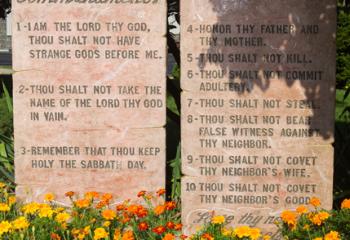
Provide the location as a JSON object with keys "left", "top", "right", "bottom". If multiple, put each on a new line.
{"left": 12, "top": 0, "right": 166, "bottom": 202}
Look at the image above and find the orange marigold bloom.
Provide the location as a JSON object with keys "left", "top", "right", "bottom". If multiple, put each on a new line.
{"left": 65, "top": 191, "right": 74, "bottom": 198}
{"left": 50, "top": 233, "right": 61, "bottom": 240}
{"left": 101, "top": 193, "right": 113, "bottom": 203}
{"left": 296, "top": 205, "right": 308, "bottom": 214}
{"left": 174, "top": 223, "right": 182, "bottom": 231}
{"left": 162, "top": 233, "right": 175, "bottom": 240}
{"left": 102, "top": 209, "right": 116, "bottom": 220}
{"left": 127, "top": 205, "right": 141, "bottom": 215}
{"left": 85, "top": 191, "right": 99, "bottom": 200}
{"left": 44, "top": 193, "right": 55, "bottom": 201}
{"left": 324, "top": 231, "right": 340, "bottom": 240}
{"left": 156, "top": 188, "right": 166, "bottom": 196}
{"left": 152, "top": 226, "right": 166, "bottom": 235}
{"left": 341, "top": 199, "right": 350, "bottom": 209}
{"left": 310, "top": 197, "right": 321, "bottom": 207}
{"left": 137, "top": 190, "right": 146, "bottom": 197}
{"left": 165, "top": 201, "right": 176, "bottom": 210}
{"left": 180, "top": 235, "right": 188, "bottom": 239}
{"left": 96, "top": 200, "right": 108, "bottom": 209}
{"left": 116, "top": 204, "right": 125, "bottom": 211}
{"left": 280, "top": 210, "right": 297, "bottom": 227}
{"left": 136, "top": 207, "right": 148, "bottom": 218}
{"left": 166, "top": 221, "right": 175, "bottom": 229}
{"left": 201, "top": 233, "right": 214, "bottom": 240}
{"left": 154, "top": 205, "right": 166, "bottom": 215}
{"left": 74, "top": 199, "right": 90, "bottom": 208}
{"left": 138, "top": 222, "right": 149, "bottom": 231}
{"left": 122, "top": 230, "right": 134, "bottom": 240}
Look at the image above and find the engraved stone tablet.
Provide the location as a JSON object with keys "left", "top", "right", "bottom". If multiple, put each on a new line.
{"left": 13, "top": 0, "right": 166, "bottom": 202}
{"left": 181, "top": 0, "right": 336, "bottom": 238}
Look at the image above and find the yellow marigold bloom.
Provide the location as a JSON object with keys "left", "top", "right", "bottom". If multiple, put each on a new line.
{"left": 44, "top": 193, "right": 55, "bottom": 201}
{"left": 313, "top": 238, "right": 323, "bottom": 240}
{"left": 281, "top": 210, "right": 297, "bottom": 226}
{"left": 0, "top": 203, "right": 10, "bottom": 212}
{"left": 94, "top": 228, "right": 108, "bottom": 240}
{"left": 222, "top": 227, "right": 233, "bottom": 236}
{"left": 310, "top": 197, "right": 321, "bottom": 207}
{"left": 162, "top": 233, "right": 175, "bottom": 240}
{"left": 263, "top": 235, "right": 271, "bottom": 240}
{"left": 249, "top": 228, "right": 261, "bottom": 240}
{"left": 122, "top": 230, "right": 134, "bottom": 240}
{"left": 72, "top": 226, "right": 90, "bottom": 240}
{"left": 75, "top": 198, "right": 90, "bottom": 208}
{"left": 324, "top": 231, "right": 340, "bottom": 240}
{"left": 38, "top": 205, "right": 54, "bottom": 218}
{"left": 0, "top": 182, "right": 5, "bottom": 188}
{"left": 211, "top": 215, "right": 225, "bottom": 224}
{"left": 12, "top": 217, "right": 30, "bottom": 230}
{"left": 55, "top": 212, "right": 71, "bottom": 223}
{"left": 341, "top": 199, "right": 350, "bottom": 209}
{"left": 102, "top": 209, "right": 116, "bottom": 220}
{"left": 234, "top": 226, "right": 251, "bottom": 238}
{"left": 296, "top": 205, "right": 308, "bottom": 214}
{"left": 103, "top": 221, "right": 111, "bottom": 227}
{"left": 22, "top": 202, "right": 40, "bottom": 215}
{"left": 0, "top": 221, "right": 11, "bottom": 236}
{"left": 154, "top": 205, "right": 166, "bottom": 215}
{"left": 8, "top": 196, "right": 16, "bottom": 206}
{"left": 318, "top": 211, "right": 330, "bottom": 221}
{"left": 303, "top": 224, "right": 310, "bottom": 230}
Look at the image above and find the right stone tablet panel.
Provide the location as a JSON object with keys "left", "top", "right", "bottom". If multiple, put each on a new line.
{"left": 181, "top": 0, "right": 336, "bottom": 238}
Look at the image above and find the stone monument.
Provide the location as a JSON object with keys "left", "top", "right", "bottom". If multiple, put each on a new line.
{"left": 181, "top": 0, "right": 336, "bottom": 238}
{"left": 13, "top": 0, "right": 166, "bottom": 202}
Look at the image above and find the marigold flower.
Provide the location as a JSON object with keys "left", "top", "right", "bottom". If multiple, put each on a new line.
{"left": 122, "top": 230, "right": 134, "bottom": 240}
{"left": 281, "top": 210, "right": 297, "bottom": 228}
{"left": 310, "top": 197, "right": 321, "bottom": 207}
{"left": 0, "top": 221, "right": 11, "bottom": 236}
{"left": 0, "top": 203, "right": 10, "bottom": 212}
{"left": 234, "top": 226, "right": 251, "bottom": 238}
{"left": 101, "top": 193, "right": 113, "bottom": 203}
{"left": 324, "top": 231, "right": 340, "bottom": 240}
{"left": 154, "top": 205, "right": 166, "bottom": 215}
{"left": 180, "top": 234, "right": 188, "bottom": 239}
{"left": 201, "top": 233, "right": 214, "bottom": 240}
{"left": 166, "top": 221, "right": 175, "bottom": 229}
{"left": 50, "top": 233, "right": 61, "bottom": 240}
{"left": 44, "top": 193, "right": 55, "bottom": 201}
{"left": 75, "top": 198, "right": 90, "bottom": 208}
{"left": 102, "top": 209, "right": 116, "bottom": 220}
{"left": 310, "top": 211, "right": 330, "bottom": 226}
{"left": 96, "top": 200, "right": 108, "bottom": 209}
{"left": 263, "top": 235, "right": 271, "bottom": 240}
{"left": 55, "top": 212, "right": 71, "bottom": 223}
{"left": 103, "top": 221, "right": 111, "bottom": 227}
{"left": 313, "top": 238, "right": 323, "bottom": 240}
{"left": 138, "top": 222, "right": 149, "bottom": 231}
{"left": 156, "top": 188, "right": 166, "bottom": 196}
{"left": 94, "top": 228, "right": 108, "bottom": 240}
{"left": 174, "top": 223, "right": 182, "bottom": 231}
{"left": 127, "top": 204, "right": 140, "bottom": 215}
{"left": 116, "top": 204, "right": 125, "bottom": 211}
{"left": 296, "top": 205, "right": 308, "bottom": 214}
{"left": 152, "top": 226, "right": 166, "bottom": 235}
{"left": 222, "top": 227, "right": 234, "bottom": 236}
{"left": 0, "top": 182, "right": 5, "bottom": 188}
{"left": 113, "top": 229, "right": 121, "bottom": 240}
{"left": 165, "top": 201, "right": 176, "bottom": 210}
{"left": 85, "top": 191, "right": 99, "bottom": 200}
{"left": 136, "top": 207, "right": 148, "bottom": 218}
{"left": 65, "top": 191, "right": 75, "bottom": 197}
{"left": 249, "top": 228, "right": 261, "bottom": 240}
{"left": 211, "top": 215, "right": 225, "bottom": 224}
{"left": 163, "top": 233, "right": 175, "bottom": 240}
{"left": 8, "top": 196, "right": 16, "bottom": 206}
{"left": 12, "top": 217, "right": 30, "bottom": 230}
{"left": 22, "top": 202, "right": 40, "bottom": 215}
{"left": 38, "top": 205, "right": 54, "bottom": 218}
{"left": 137, "top": 190, "right": 146, "bottom": 197}
{"left": 341, "top": 198, "right": 350, "bottom": 209}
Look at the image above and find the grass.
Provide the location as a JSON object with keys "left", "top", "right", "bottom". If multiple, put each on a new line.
{"left": 335, "top": 89, "right": 350, "bottom": 122}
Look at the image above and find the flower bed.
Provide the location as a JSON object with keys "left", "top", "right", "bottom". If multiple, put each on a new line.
{"left": 1, "top": 183, "right": 349, "bottom": 240}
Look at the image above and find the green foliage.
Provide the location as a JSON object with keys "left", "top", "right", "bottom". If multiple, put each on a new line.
{"left": 337, "top": 6, "right": 350, "bottom": 89}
